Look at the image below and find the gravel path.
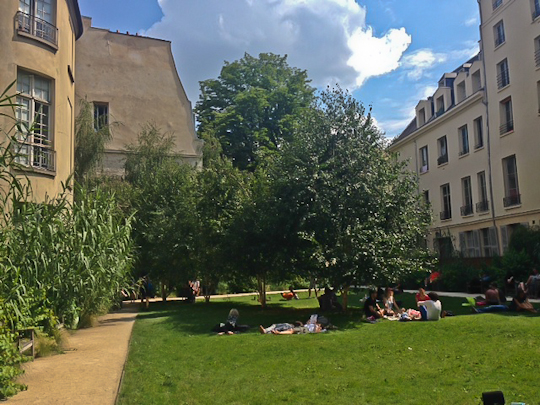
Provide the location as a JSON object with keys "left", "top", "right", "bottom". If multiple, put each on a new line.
{"left": 9, "top": 303, "right": 138, "bottom": 405}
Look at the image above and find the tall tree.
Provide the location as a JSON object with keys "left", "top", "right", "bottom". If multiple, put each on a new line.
{"left": 273, "top": 87, "right": 433, "bottom": 308}
{"left": 195, "top": 53, "right": 314, "bottom": 171}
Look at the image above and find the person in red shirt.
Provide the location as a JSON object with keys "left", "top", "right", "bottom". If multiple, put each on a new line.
{"left": 415, "top": 287, "right": 431, "bottom": 304}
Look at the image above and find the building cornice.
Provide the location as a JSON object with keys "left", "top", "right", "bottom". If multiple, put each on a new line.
{"left": 389, "top": 90, "right": 484, "bottom": 151}
{"left": 68, "top": 0, "right": 83, "bottom": 39}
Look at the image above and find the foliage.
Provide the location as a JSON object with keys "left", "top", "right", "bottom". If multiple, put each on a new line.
{"left": 118, "top": 294, "right": 540, "bottom": 405}
{"left": 74, "top": 98, "right": 112, "bottom": 184}
{"left": 0, "top": 83, "right": 133, "bottom": 398}
{"left": 508, "top": 225, "right": 540, "bottom": 267}
{"left": 438, "top": 260, "right": 480, "bottom": 292}
{"left": 272, "top": 87, "right": 433, "bottom": 305}
{"left": 196, "top": 53, "right": 315, "bottom": 171}
{"left": 124, "top": 124, "right": 198, "bottom": 298}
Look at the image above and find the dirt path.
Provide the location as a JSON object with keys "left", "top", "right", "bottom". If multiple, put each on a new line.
{"left": 9, "top": 303, "right": 138, "bottom": 405}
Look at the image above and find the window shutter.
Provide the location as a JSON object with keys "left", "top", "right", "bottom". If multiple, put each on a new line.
{"left": 459, "top": 232, "right": 466, "bottom": 257}
{"left": 488, "top": 227, "right": 498, "bottom": 256}
{"left": 472, "top": 230, "right": 481, "bottom": 258}
{"left": 500, "top": 226, "right": 508, "bottom": 253}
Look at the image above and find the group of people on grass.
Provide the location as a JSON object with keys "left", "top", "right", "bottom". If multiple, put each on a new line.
{"left": 363, "top": 287, "right": 442, "bottom": 322}
{"left": 473, "top": 281, "right": 537, "bottom": 314}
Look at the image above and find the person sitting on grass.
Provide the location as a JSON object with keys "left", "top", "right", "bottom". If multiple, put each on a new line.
{"left": 318, "top": 287, "right": 342, "bottom": 311}
{"left": 415, "top": 287, "right": 431, "bottom": 304}
{"left": 417, "top": 292, "right": 442, "bottom": 321}
{"left": 281, "top": 286, "right": 299, "bottom": 300}
{"left": 383, "top": 287, "right": 403, "bottom": 316}
{"left": 509, "top": 288, "right": 537, "bottom": 313}
{"left": 484, "top": 283, "right": 502, "bottom": 306}
{"left": 212, "top": 309, "right": 250, "bottom": 335}
{"left": 364, "top": 290, "right": 384, "bottom": 320}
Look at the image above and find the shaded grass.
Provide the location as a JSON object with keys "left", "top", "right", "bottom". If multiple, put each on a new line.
{"left": 118, "top": 292, "right": 540, "bottom": 405}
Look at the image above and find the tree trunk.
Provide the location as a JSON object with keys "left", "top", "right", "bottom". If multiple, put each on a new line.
{"left": 257, "top": 275, "right": 266, "bottom": 308}
{"left": 341, "top": 285, "right": 349, "bottom": 311}
{"left": 161, "top": 281, "right": 167, "bottom": 302}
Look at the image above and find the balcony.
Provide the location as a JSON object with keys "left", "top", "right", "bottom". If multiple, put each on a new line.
{"left": 437, "top": 154, "right": 448, "bottom": 165}
{"left": 503, "top": 193, "right": 521, "bottom": 207}
{"left": 460, "top": 204, "right": 474, "bottom": 216}
{"left": 15, "top": 11, "right": 58, "bottom": 47}
{"left": 440, "top": 210, "right": 452, "bottom": 221}
{"left": 500, "top": 120, "right": 514, "bottom": 135}
{"left": 535, "top": 48, "right": 540, "bottom": 68}
{"left": 476, "top": 200, "right": 489, "bottom": 213}
{"left": 496, "top": 70, "right": 509, "bottom": 89}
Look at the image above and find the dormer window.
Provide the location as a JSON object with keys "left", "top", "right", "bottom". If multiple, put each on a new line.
{"left": 436, "top": 96, "right": 445, "bottom": 116}
{"left": 456, "top": 81, "right": 466, "bottom": 104}
{"left": 417, "top": 107, "right": 426, "bottom": 126}
{"left": 17, "top": 0, "right": 57, "bottom": 47}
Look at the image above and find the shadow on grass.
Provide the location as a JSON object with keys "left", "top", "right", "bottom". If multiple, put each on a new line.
{"left": 135, "top": 296, "right": 365, "bottom": 336}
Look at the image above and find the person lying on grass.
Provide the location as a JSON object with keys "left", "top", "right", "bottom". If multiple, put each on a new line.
{"left": 259, "top": 314, "right": 328, "bottom": 334}
{"left": 417, "top": 292, "right": 442, "bottom": 321}
{"left": 509, "top": 288, "right": 537, "bottom": 314}
{"left": 364, "top": 289, "right": 384, "bottom": 320}
{"left": 281, "top": 286, "right": 299, "bottom": 300}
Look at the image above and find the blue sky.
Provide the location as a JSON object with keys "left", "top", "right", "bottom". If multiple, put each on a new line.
{"left": 78, "top": 0, "right": 480, "bottom": 138}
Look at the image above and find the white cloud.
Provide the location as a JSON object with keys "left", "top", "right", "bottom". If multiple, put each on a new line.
{"left": 464, "top": 16, "right": 478, "bottom": 27}
{"left": 146, "top": 0, "right": 412, "bottom": 103}
{"left": 401, "top": 49, "right": 448, "bottom": 81}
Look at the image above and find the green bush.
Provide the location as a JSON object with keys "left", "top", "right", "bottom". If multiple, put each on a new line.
{"left": 438, "top": 260, "right": 480, "bottom": 292}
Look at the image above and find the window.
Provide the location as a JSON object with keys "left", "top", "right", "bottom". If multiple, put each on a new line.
{"left": 440, "top": 183, "right": 451, "bottom": 220}
{"left": 493, "top": 0, "right": 502, "bottom": 10}
{"left": 423, "top": 190, "right": 430, "bottom": 205}
{"left": 17, "top": 0, "right": 57, "bottom": 46}
{"left": 419, "top": 146, "right": 429, "bottom": 173}
{"left": 93, "top": 103, "right": 109, "bottom": 131}
{"left": 473, "top": 117, "right": 483, "bottom": 149}
{"left": 437, "top": 136, "right": 448, "bottom": 165}
{"left": 460, "top": 231, "right": 481, "bottom": 258}
{"left": 471, "top": 70, "right": 482, "bottom": 93}
{"left": 417, "top": 107, "right": 426, "bottom": 126}
{"left": 461, "top": 177, "right": 473, "bottom": 216}
{"left": 499, "top": 97, "right": 514, "bottom": 134}
{"left": 502, "top": 155, "right": 520, "bottom": 207}
{"left": 14, "top": 70, "right": 54, "bottom": 172}
{"left": 477, "top": 171, "right": 489, "bottom": 213}
{"left": 533, "top": 0, "right": 540, "bottom": 20}
{"left": 535, "top": 36, "right": 540, "bottom": 68}
{"left": 436, "top": 96, "right": 445, "bottom": 116}
{"left": 494, "top": 21, "right": 505, "bottom": 47}
{"left": 497, "top": 59, "right": 510, "bottom": 89}
{"left": 456, "top": 81, "right": 466, "bottom": 104}
{"left": 537, "top": 81, "right": 540, "bottom": 114}
{"left": 458, "top": 125, "right": 469, "bottom": 156}
{"left": 481, "top": 227, "right": 498, "bottom": 257}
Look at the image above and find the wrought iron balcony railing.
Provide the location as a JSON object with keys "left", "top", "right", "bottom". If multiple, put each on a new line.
{"left": 437, "top": 154, "right": 448, "bottom": 165}
{"left": 503, "top": 193, "right": 521, "bottom": 207}
{"left": 497, "top": 70, "right": 510, "bottom": 89}
{"left": 440, "top": 210, "right": 452, "bottom": 221}
{"left": 476, "top": 200, "right": 489, "bottom": 213}
{"left": 15, "top": 11, "right": 58, "bottom": 47}
{"left": 535, "top": 48, "right": 540, "bottom": 68}
{"left": 460, "top": 204, "right": 474, "bottom": 216}
{"left": 500, "top": 120, "right": 514, "bottom": 135}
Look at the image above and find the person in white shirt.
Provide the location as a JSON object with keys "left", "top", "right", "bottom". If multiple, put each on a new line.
{"left": 417, "top": 292, "right": 442, "bottom": 321}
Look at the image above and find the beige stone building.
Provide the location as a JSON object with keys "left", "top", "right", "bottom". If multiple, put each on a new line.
{"left": 75, "top": 17, "right": 203, "bottom": 176}
{"left": 0, "top": 0, "right": 83, "bottom": 202}
{"left": 390, "top": 0, "right": 540, "bottom": 258}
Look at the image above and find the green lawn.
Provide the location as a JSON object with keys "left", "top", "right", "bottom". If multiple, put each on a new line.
{"left": 118, "top": 292, "right": 540, "bottom": 405}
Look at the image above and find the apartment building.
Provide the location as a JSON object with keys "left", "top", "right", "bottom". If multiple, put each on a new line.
{"left": 390, "top": 0, "right": 540, "bottom": 258}
{"left": 75, "top": 17, "right": 203, "bottom": 176}
{"left": 0, "top": 0, "right": 83, "bottom": 201}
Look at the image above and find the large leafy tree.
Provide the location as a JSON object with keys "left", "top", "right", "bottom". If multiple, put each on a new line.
{"left": 273, "top": 87, "right": 433, "bottom": 308}
{"left": 195, "top": 53, "right": 315, "bottom": 171}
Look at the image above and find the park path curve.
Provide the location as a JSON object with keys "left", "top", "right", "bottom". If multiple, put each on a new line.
{"left": 9, "top": 303, "right": 138, "bottom": 405}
